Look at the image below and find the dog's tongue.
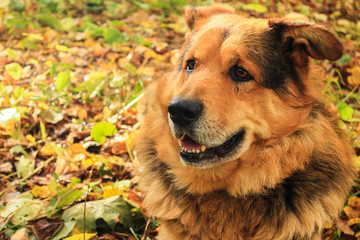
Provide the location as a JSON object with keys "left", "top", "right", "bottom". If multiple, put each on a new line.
{"left": 181, "top": 136, "right": 202, "bottom": 150}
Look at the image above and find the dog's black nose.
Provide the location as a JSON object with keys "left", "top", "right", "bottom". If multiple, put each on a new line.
{"left": 168, "top": 97, "right": 203, "bottom": 126}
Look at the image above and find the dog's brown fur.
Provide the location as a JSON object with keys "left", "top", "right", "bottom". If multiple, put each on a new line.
{"left": 136, "top": 4, "right": 356, "bottom": 240}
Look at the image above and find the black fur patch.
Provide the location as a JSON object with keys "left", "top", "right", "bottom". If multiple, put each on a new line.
{"left": 245, "top": 30, "right": 289, "bottom": 94}
{"left": 146, "top": 147, "right": 189, "bottom": 198}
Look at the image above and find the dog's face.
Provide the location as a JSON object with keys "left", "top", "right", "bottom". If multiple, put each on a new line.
{"left": 158, "top": 4, "right": 342, "bottom": 168}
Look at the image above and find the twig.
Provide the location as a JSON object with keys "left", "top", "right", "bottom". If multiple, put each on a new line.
{"left": 130, "top": 227, "right": 139, "bottom": 240}
{"left": 336, "top": 84, "right": 359, "bottom": 108}
{"left": 109, "top": 93, "right": 144, "bottom": 124}
{"left": 0, "top": 172, "right": 17, "bottom": 182}
{"left": 83, "top": 165, "right": 95, "bottom": 240}
{"left": 141, "top": 218, "right": 152, "bottom": 240}
{"left": 0, "top": 156, "right": 55, "bottom": 197}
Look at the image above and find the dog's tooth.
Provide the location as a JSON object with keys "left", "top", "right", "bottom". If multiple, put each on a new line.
{"left": 177, "top": 139, "right": 182, "bottom": 147}
{"left": 201, "top": 145, "right": 207, "bottom": 152}
{"left": 196, "top": 149, "right": 200, "bottom": 154}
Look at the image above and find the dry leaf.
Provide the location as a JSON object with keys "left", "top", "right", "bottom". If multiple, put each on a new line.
{"left": 27, "top": 217, "right": 64, "bottom": 240}
{"left": 10, "top": 228, "right": 28, "bottom": 240}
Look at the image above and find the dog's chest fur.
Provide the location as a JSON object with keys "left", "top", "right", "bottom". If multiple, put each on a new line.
{"left": 138, "top": 133, "right": 352, "bottom": 240}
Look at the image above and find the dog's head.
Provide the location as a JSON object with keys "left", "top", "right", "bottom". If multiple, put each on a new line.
{"left": 157, "top": 4, "right": 342, "bottom": 168}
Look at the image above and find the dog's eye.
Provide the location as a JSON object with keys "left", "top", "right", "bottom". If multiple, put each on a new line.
{"left": 236, "top": 67, "right": 249, "bottom": 78}
{"left": 186, "top": 59, "right": 196, "bottom": 72}
{"left": 229, "top": 65, "right": 253, "bottom": 82}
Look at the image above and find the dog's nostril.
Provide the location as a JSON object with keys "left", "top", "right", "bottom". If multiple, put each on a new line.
{"left": 168, "top": 97, "right": 203, "bottom": 126}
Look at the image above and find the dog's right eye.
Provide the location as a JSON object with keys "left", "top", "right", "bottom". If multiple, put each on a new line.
{"left": 186, "top": 59, "right": 196, "bottom": 72}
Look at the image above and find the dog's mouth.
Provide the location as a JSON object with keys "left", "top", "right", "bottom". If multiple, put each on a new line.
{"left": 177, "top": 130, "right": 245, "bottom": 167}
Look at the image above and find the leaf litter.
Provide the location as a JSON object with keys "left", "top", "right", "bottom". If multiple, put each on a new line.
{"left": 0, "top": 0, "right": 359, "bottom": 239}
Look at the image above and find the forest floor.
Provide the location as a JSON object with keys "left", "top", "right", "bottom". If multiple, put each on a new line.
{"left": 0, "top": 0, "right": 359, "bottom": 239}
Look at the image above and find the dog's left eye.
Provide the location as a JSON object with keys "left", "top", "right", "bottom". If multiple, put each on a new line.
{"left": 186, "top": 59, "right": 196, "bottom": 72}
{"left": 229, "top": 65, "right": 254, "bottom": 82}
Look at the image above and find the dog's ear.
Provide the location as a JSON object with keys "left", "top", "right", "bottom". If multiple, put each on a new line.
{"left": 185, "top": 4, "right": 235, "bottom": 30}
{"left": 268, "top": 17, "right": 343, "bottom": 65}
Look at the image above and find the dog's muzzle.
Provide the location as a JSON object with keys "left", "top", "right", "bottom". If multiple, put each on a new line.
{"left": 167, "top": 97, "right": 246, "bottom": 168}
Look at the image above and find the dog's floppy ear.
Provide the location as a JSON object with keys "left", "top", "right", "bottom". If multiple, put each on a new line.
{"left": 268, "top": 17, "right": 343, "bottom": 65}
{"left": 185, "top": 4, "right": 235, "bottom": 30}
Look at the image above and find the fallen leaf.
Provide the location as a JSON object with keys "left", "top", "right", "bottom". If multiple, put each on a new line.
{"left": 348, "top": 66, "right": 360, "bottom": 85}
{"left": 77, "top": 108, "right": 88, "bottom": 120}
{"left": 52, "top": 221, "right": 77, "bottom": 240}
{"left": 55, "top": 45, "right": 70, "bottom": 52}
{"left": 26, "top": 134, "right": 36, "bottom": 144}
{"left": 336, "top": 218, "right": 354, "bottom": 235}
{"left": 32, "top": 185, "right": 51, "bottom": 199}
{"left": 10, "top": 228, "right": 28, "bottom": 240}
{"left": 63, "top": 233, "right": 97, "bottom": 240}
{"left": 0, "top": 162, "right": 13, "bottom": 173}
{"left": 27, "top": 217, "right": 64, "bottom": 240}
{"left": 5, "top": 62, "right": 23, "bottom": 80}
{"left": 17, "top": 154, "right": 35, "bottom": 178}
{"left": 91, "top": 122, "right": 117, "bottom": 144}
{"left": 40, "top": 108, "right": 64, "bottom": 124}
{"left": 0, "top": 198, "right": 44, "bottom": 225}
{"left": 62, "top": 196, "right": 135, "bottom": 231}
{"left": 243, "top": 3, "right": 268, "bottom": 13}
{"left": 348, "top": 218, "right": 360, "bottom": 226}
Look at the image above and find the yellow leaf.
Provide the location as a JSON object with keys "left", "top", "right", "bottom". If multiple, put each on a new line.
{"left": 344, "top": 206, "right": 360, "bottom": 218}
{"left": 38, "top": 102, "right": 49, "bottom": 111}
{"left": 102, "top": 106, "right": 112, "bottom": 120}
{"left": 67, "top": 144, "right": 86, "bottom": 162}
{"left": 103, "top": 187, "right": 125, "bottom": 199}
{"left": 77, "top": 108, "right": 88, "bottom": 120}
{"left": 55, "top": 44, "right": 70, "bottom": 52}
{"left": 67, "top": 143, "right": 85, "bottom": 156}
{"left": 31, "top": 185, "right": 51, "bottom": 198}
{"left": 144, "top": 49, "right": 161, "bottom": 60}
{"left": 137, "top": 67, "right": 155, "bottom": 77}
{"left": 348, "top": 195, "right": 360, "bottom": 208}
{"left": 23, "top": 33, "right": 44, "bottom": 41}
{"left": 40, "top": 144, "right": 55, "bottom": 156}
{"left": 81, "top": 158, "right": 95, "bottom": 168}
{"left": 348, "top": 218, "right": 360, "bottom": 226}
{"left": 26, "top": 134, "right": 36, "bottom": 144}
{"left": 63, "top": 233, "right": 97, "bottom": 240}
{"left": 323, "top": 222, "right": 332, "bottom": 229}
{"left": 5, "top": 62, "right": 23, "bottom": 80}
{"left": 103, "top": 180, "right": 130, "bottom": 199}
{"left": 348, "top": 66, "right": 360, "bottom": 85}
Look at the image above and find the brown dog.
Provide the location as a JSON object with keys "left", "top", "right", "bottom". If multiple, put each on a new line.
{"left": 136, "top": 4, "right": 355, "bottom": 240}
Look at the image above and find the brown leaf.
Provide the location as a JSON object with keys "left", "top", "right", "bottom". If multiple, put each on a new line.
{"left": 26, "top": 217, "right": 64, "bottom": 240}
{"left": 336, "top": 219, "right": 354, "bottom": 235}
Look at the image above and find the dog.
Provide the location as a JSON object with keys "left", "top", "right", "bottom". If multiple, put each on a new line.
{"left": 135, "top": 4, "right": 356, "bottom": 240}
